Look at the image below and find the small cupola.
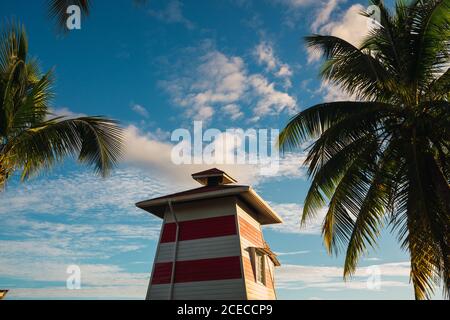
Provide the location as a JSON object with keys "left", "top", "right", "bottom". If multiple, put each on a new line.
{"left": 191, "top": 168, "right": 237, "bottom": 186}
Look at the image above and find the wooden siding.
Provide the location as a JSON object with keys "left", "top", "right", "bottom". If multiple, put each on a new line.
{"left": 243, "top": 256, "right": 276, "bottom": 300}
{"left": 160, "top": 215, "right": 237, "bottom": 243}
{"left": 236, "top": 201, "right": 277, "bottom": 300}
{"left": 147, "top": 197, "right": 244, "bottom": 300}
{"left": 238, "top": 216, "right": 264, "bottom": 247}
{"left": 152, "top": 256, "right": 242, "bottom": 284}
{"left": 156, "top": 235, "right": 240, "bottom": 262}
{"left": 151, "top": 262, "right": 172, "bottom": 285}
{"left": 163, "top": 197, "right": 237, "bottom": 222}
{"left": 149, "top": 279, "right": 246, "bottom": 300}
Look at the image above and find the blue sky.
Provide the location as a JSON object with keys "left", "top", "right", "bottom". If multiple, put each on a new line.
{"left": 0, "top": 0, "right": 441, "bottom": 300}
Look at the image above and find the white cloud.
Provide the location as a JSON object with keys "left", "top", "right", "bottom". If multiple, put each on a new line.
{"left": 254, "top": 42, "right": 293, "bottom": 86}
{"left": 306, "top": 46, "right": 322, "bottom": 64}
{"left": 0, "top": 166, "right": 163, "bottom": 299}
{"left": 0, "top": 166, "right": 170, "bottom": 217}
{"left": 277, "top": 262, "right": 411, "bottom": 283}
{"left": 271, "top": 0, "right": 336, "bottom": 29}
{"left": 255, "top": 42, "right": 278, "bottom": 71}
{"left": 365, "top": 257, "right": 381, "bottom": 262}
{"left": 304, "top": 3, "right": 369, "bottom": 101}
{"left": 275, "top": 250, "right": 310, "bottom": 256}
{"left": 124, "top": 125, "right": 307, "bottom": 188}
{"left": 277, "top": 64, "right": 293, "bottom": 78}
{"left": 7, "top": 285, "right": 147, "bottom": 299}
{"left": 311, "top": 0, "right": 343, "bottom": 32}
{"left": 272, "top": 0, "right": 315, "bottom": 8}
{"left": 0, "top": 255, "right": 149, "bottom": 299}
{"left": 221, "top": 104, "right": 244, "bottom": 120}
{"left": 308, "top": 4, "right": 370, "bottom": 63}
{"left": 0, "top": 125, "right": 308, "bottom": 211}
{"left": 276, "top": 262, "right": 412, "bottom": 292}
{"left": 318, "top": 79, "right": 356, "bottom": 102}
{"left": 131, "top": 104, "right": 149, "bottom": 118}
{"left": 249, "top": 74, "right": 297, "bottom": 119}
{"left": 48, "top": 107, "right": 86, "bottom": 119}
{"left": 320, "top": 4, "right": 369, "bottom": 47}
{"left": 161, "top": 47, "right": 297, "bottom": 121}
{"left": 269, "top": 202, "right": 327, "bottom": 234}
{"left": 149, "top": 0, "right": 194, "bottom": 29}
{"left": 165, "top": 50, "right": 247, "bottom": 121}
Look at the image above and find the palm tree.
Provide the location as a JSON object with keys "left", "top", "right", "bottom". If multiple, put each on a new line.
{"left": 0, "top": 22, "right": 123, "bottom": 189}
{"left": 279, "top": 0, "right": 449, "bottom": 299}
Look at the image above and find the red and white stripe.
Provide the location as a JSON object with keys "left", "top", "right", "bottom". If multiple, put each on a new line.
{"left": 148, "top": 213, "right": 245, "bottom": 300}
{"left": 147, "top": 199, "right": 277, "bottom": 300}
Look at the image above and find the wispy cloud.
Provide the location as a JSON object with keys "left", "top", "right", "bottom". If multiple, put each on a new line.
{"left": 254, "top": 41, "right": 293, "bottom": 81}
{"left": 48, "top": 107, "right": 86, "bottom": 119}
{"left": 0, "top": 167, "right": 170, "bottom": 217}
{"left": 159, "top": 45, "right": 298, "bottom": 122}
{"left": 149, "top": 0, "right": 194, "bottom": 29}
{"left": 269, "top": 202, "right": 327, "bottom": 235}
{"left": 0, "top": 166, "right": 165, "bottom": 299}
{"left": 221, "top": 104, "right": 244, "bottom": 120}
{"left": 248, "top": 74, "right": 297, "bottom": 121}
{"left": 275, "top": 250, "right": 310, "bottom": 256}
{"left": 310, "top": 0, "right": 343, "bottom": 33}
{"left": 1, "top": 257, "right": 149, "bottom": 299}
{"left": 319, "top": 4, "right": 370, "bottom": 47}
{"left": 271, "top": 0, "right": 315, "bottom": 9}
{"left": 276, "top": 262, "right": 412, "bottom": 293}
{"left": 307, "top": 3, "right": 370, "bottom": 64}
{"left": 131, "top": 104, "right": 149, "bottom": 118}
{"left": 124, "top": 125, "right": 307, "bottom": 187}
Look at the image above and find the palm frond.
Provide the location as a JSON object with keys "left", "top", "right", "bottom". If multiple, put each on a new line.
{"left": 428, "top": 68, "right": 450, "bottom": 99}
{"left": 343, "top": 142, "right": 401, "bottom": 277}
{"left": 305, "top": 35, "right": 396, "bottom": 101}
{"left": 278, "top": 101, "right": 398, "bottom": 153}
{"left": 409, "top": 0, "right": 450, "bottom": 94}
{"left": 6, "top": 116, "right": 123, "bottom": 180}
{"left": 321, "top": 138, "right": 379, "bottom": 254}
{"left": 0, "top": 20, "right": 27, "bottom": 72}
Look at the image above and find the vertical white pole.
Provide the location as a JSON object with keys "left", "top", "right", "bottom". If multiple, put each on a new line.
{"left": 168, "top": 200, "right": 179, "bottom": 300}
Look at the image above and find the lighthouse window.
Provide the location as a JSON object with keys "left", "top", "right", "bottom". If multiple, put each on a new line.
{"left": 255, "top": 251, "right": 266, "bottom": 285}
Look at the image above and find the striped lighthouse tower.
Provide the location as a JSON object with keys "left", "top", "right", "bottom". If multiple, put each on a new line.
{"left": 136, "top": 168, "right": 282, "bottom": 300}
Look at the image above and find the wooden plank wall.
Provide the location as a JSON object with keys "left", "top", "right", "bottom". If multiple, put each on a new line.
{"left": 236, "top": 200, "right": 276, "bottom": 300}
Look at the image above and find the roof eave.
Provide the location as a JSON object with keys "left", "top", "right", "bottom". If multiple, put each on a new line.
{"left": 242, "top": 188, "right": 283, "bottom": 225}
{"left": 135, "top": 186, "right": 283, "bottom": 225}
{"left": 135, "top": 186, "right": 251, "bottom": 218}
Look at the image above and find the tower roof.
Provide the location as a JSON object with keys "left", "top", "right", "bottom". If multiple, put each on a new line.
{"left": 135, "top": 169, "right": 283, "bottom": 225}
{"left": 191, "top": 168, "right": 237, "bottom": 186}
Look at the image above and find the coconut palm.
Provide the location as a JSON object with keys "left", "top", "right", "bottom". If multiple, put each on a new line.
{"left": 279, "top": 0, "right": 449, "bottom": 299}
{"left": 0, "top": 22, "right": 123, "bottom": 189}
